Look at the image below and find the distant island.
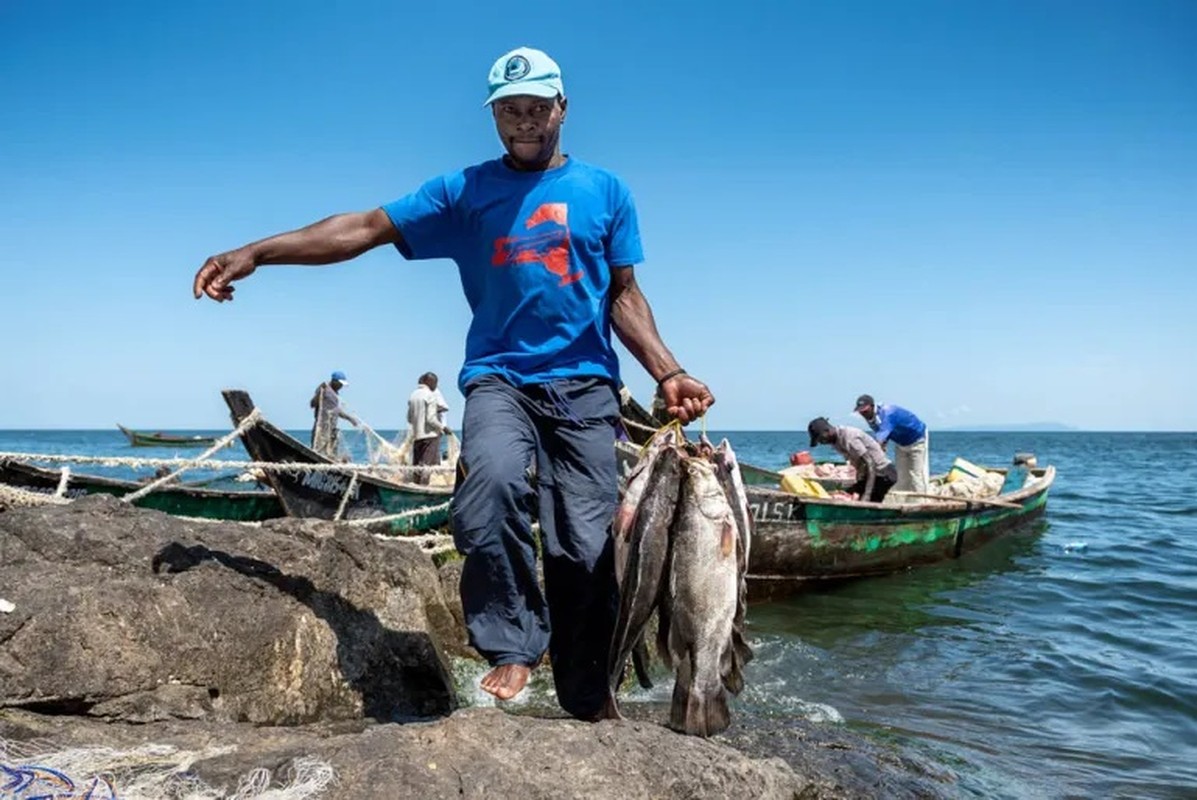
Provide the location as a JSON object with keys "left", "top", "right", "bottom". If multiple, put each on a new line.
{"left": 940, "top": 422, "right": 1078, "bottom": 432}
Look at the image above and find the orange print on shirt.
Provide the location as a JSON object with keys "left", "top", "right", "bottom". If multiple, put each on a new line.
{"left": 491, "top": 202, "right": 581, "bottom": 286}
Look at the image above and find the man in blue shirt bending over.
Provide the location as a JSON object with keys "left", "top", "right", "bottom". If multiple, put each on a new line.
{"left": 854, "top": 394, "right": 929, "bottom": 494}
{"left": 192, "top": 47, "right": 714, "bottom": 721}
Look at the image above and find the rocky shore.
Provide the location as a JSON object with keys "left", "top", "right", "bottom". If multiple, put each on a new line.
{"left": 0, "top": 496, "right": 952, "bottom": 798}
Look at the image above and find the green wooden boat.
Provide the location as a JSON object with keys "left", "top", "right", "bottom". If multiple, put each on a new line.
{"left": 0, "top": 458, "right": 283, "bottom": 522}
{"left": 742, "top": 466, "right": 1055, "bottom": 597}
{"left": 223, "top": 389, "right": 452, "bottom": 534}
{"left": 118, "top": 424, "right": 218, "bottom": 448}
{"left": 614, "top": 440, "right": 1055, "bottom": 599}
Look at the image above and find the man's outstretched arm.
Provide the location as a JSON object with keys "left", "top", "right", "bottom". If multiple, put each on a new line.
{"left": 193, "top": 209, "right": 400, "bottom": 302}
{"left": 609, "top": 266, "right": 714, "bottom": 424}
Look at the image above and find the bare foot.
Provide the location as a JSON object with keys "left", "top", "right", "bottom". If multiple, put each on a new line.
{"left": 480, "top": 663, "right": 532, "bottom": 701}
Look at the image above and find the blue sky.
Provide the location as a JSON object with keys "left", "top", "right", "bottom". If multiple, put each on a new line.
{"left": 2, "top": 0, "right": 1194, "bottom": 431}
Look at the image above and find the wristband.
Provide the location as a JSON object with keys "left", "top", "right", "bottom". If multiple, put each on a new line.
{"left": 657, "top": 368, "right": 687, "bottom": 386}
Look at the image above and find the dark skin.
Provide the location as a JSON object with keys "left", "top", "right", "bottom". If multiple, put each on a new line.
{"left": 856, "top": 401, "right": 887, "bottom": 453}
{"left": 491, "top": 94, "right": 567, "bottom": 170}
{"left": 193, "top": 92, "right": 713, "bottom": 707}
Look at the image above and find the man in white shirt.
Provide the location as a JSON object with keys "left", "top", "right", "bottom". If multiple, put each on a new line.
{"left": 408, "top": 372, "right": 451, "bottom": 481}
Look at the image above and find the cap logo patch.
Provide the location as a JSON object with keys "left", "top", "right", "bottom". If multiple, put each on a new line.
{"left": 504, "top": 55, "right": 531, "bottom": 81}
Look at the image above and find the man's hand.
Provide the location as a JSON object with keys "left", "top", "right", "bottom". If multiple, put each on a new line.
{"left": 658, "top": 374, "right": 715, "bottom": 424}
{"left": 194, "top": 248, "right": 257, "bottom": 302}
{"left": 191, "top": 209, "right": 402, "bottom": 303}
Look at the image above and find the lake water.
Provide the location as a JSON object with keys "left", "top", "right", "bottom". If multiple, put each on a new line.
{"left": 2, "top": 428, "right": 1194, "bottom": 798}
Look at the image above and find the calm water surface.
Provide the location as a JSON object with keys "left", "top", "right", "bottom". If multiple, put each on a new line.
{"left": 2, "top": 429, "right": 1195, "bottom": 798}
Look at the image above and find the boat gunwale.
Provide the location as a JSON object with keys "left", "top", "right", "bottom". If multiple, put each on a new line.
{"left": 750, "top": 465, "right": 1056, "bottom": 517}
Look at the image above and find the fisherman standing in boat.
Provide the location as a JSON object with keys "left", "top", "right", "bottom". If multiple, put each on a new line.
{"left": 192, "top": 46, "right": 713, "bottom": 721}
{"left": 407, "top": 372, "right": 451, "bottom": 483}
{"left": 853, "top": 394, "right": 929, "bottom": 493}
{"left": 807, "top": 417, "right": 897, "bottom": 502}
{"left": 309, "top": 370, "right": 358, "bottom": 459}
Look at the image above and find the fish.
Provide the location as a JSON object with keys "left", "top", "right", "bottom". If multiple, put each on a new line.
{"left": 664, "top": 456, "right": 740, "bottom": 737}
{"left": 613, "top": 426, "right": 678, "bottom": 584}
{"left": 607, "top": 445, "right": 683, "bottom": 706}
{"left": 712, "top": 438, "right": 754, "bottom": 694}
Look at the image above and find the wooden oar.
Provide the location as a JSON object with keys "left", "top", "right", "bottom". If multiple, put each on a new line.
{"left": 901, "top": 492, "right": 1021, "bottom": 510}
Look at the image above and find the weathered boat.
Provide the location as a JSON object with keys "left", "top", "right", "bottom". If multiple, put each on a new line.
{"left": 222, "top": 390, "right": 451, "bottom": 533}
{"left": 0, "top": 458, "right": 283, "bottom": 521}
{"left": 118, "top": 425, "right": 218, "bottom": 448}
{"left": 614, "top": 441, "right": 1055, "bottom": 598}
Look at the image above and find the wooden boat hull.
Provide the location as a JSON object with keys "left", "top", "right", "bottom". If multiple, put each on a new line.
{"left": 745, "top": 469, "right": 1053, "bottom": 593}
{"left": 614, "top": 440, "right": 1054, "bottom": 598}
{"left": 0, "top": 458, "right": 283, "bottom": 521}
{"left": 223, "top": 390, "right": 451, "bottom": 533}
{"left": 118, "top": 424, "right": 218, "bottom": 448}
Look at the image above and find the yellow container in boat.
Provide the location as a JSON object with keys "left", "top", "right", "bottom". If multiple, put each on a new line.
{"left": 780, "top": 473, "right": 831, "bottom": 498}
{"left": 946, "top": 457, "right": 988, "bottom": 483}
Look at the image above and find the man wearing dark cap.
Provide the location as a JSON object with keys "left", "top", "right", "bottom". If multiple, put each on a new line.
{"left": 192, "top": 46, "right": 714, "bottom": 721}
{"left": 853, "top": 394, "right": 929, "bottom": 493}
{"left": 808, "top": 417, "right": 897, "bottom": 503}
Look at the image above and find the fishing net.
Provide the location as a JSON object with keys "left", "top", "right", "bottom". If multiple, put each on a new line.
{"left": 0, "top": 736, "right": 335, "bottom": 799}
{"left": 365, "top": 427, "right": 412, "bottom": 469}
{"left": 310, "top": 390, "right": 345, "bottom": 461}
{"left": 360, "top": 421, "right": 458, "bottom": 488}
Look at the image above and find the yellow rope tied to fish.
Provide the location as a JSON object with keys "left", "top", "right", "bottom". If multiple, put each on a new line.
{"left": 639, "top": 418, "right": 685, "bottom": 457}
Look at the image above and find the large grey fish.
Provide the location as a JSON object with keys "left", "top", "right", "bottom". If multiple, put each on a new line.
{"left": 712, "top": 438, "right": 754, "bottom": 694}
{"left": 613, "top": 426, "right": 679, "bottom": 584}
{"left": 607, "top": 445, "right": 683, "bottom": 709}
{"left": 664, "top": 456, "right": 740, "bottom": 737}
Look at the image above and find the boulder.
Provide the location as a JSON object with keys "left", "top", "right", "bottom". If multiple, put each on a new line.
{"left": 0, "top": 707, "right": 848, "bottom": 799}
{"left": 0, "top": 495, "right": 458, "bottom": 724}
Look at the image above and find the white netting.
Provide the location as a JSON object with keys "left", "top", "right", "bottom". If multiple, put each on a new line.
{"left": 360, "top": 416, "right": 458, "bottom": 489}
{"left": 0, "top": 737, "right": 335, "bottom": 799}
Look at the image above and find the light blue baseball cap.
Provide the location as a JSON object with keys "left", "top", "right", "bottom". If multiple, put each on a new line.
{"left": 484, "top": 46, "right": 565, "bottom": 107}
{"left": 331, "top": 370, "right": 348, "bottom": 383}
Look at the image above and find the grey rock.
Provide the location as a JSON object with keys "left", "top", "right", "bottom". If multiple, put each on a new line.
{"left": 0, "top": 707, "right": 843, "bottom": 799}
{"left": 0, "top": 495, "right": 458, "bottom": 724}
{"left": 0, "top": 497, "right": 956, "bottom": 800}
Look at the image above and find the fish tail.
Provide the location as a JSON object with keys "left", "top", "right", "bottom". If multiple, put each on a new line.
{"left": 668, "top": 650, "right": 693, "bottom": 732}
{"left": 602, "top": 690, "right": 624, "bottom": 721}
{"left": 632, "top": 636, "right": 654, "bottom": 689}
{"left": 669, "top": 653, "right": 732, "bottom": 737}
{"left": 721, "top": 628, "right": 755, "bottom": 696}
{"left": 674, "top": 683, "right": 732, "bottom": 738}
{"left": 721, "top": 639, "right": 744, "bottom": 695}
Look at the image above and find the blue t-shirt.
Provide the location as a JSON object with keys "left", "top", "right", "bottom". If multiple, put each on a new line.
{"left": 381, "top": 157, "right": 643, "bottom": 392}
{"left": 868, "top": 403, "right": 927, "bottom": 447}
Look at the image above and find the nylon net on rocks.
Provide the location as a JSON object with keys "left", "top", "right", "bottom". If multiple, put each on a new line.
{"left": 0, "top": 737, "right": 335, "bottom": 800}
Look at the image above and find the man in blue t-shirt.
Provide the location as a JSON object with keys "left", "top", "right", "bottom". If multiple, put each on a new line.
{"left": 192, "top": 47, "right": 714, "bottom": 720}
{"left": 854, "top": 394, "right": 929, "bottom": 493}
